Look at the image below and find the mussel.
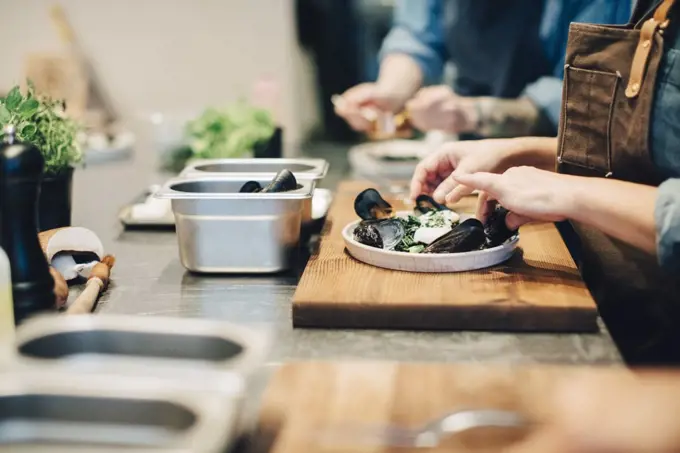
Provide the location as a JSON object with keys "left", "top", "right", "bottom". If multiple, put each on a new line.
{"left": 353, "top": 219, "right": 405, "bottom": 250}
{"left": 484, "top": 206, "right": 517, "bottom": 248}
{"left": 414, "top": 194, "right": 449, "bottom": 214}
{"left": 354, "top": 188, "right": 394, "bottom": 220}
{"left": 423, "top": 218, "right": 486, "bottom": 254}
{"left": 239, "top": 181, "right": 263, "bottom": 193}
{"left": 261, "top": 169, "right": 298, "bottom": 193}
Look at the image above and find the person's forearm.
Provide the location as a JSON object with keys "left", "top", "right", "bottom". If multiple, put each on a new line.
{"left": 501, "top": 136, "right": 558, "bottom": 172}
{"left": 564, "top": 176, "right": 658, "bottom": 254}
{"left": 474, "top": 97, "right": 555, "bottom": 138}
{"left": 376, "top": 54, "right": 424, "bottom": 107}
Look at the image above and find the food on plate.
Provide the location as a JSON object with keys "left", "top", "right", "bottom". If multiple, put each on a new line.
{"left": 353, "top": 219, "right": 405, "bottom": 250}
{"left": 351, "top": 188, "right": 517, "bottom": 254}
{"left": 354, "top": 188, "right": 394, "bottom": 220}
{"left": 423, "top": 218, "right": 486, "bottom": 254}
{"left": 414, "top": 194, "right": 449, "bottom": 214}
{"left": 238, "top": 169, "right": 298, "bottom": 194}
{"left": 484, "top": 206, "right": 518, "bottom": 248}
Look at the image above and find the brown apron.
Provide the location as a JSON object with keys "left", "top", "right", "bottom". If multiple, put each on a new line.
{"left": 557, "top": 0, "right": 680, "bottom": 365}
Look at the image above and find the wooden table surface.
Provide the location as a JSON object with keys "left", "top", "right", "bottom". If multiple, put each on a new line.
{"left": 246, "top": 361, "right": 631, "bottom": 453}
{"left": 293, "top": 181, "right": 598, "bottom": 333}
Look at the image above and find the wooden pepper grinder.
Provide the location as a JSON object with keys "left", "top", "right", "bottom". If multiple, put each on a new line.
{"left": 0, "top": 125, "right": 55, "bottom": 324}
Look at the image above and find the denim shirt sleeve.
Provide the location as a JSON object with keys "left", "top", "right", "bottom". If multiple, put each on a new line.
{"left": 522, "top": 76, "right": 563, "bottom": 130}
{"left": 378, "top": 0, "right": 447, "bottom": 85}
{"left": 655, "top": 179, "right": 680, "bottom": 272}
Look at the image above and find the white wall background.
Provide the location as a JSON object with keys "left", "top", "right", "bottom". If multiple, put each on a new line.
{"left": 0, "top": 0, "right": 320, "bottom": 155}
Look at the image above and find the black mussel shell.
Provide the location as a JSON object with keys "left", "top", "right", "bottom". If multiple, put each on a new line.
{"left": 354, "top": 188, "right": 394, "bottom": 220}
{"left": 353, "top": 219, "right": 405, "bottom": 250}
{"left": 239, "top": 181, "right": 263, "bottom": 193}
{"left": 261, "top": 169, "right": 298, "bottom": 193}
{"left": 414, "top": 194, "right": 449, "bottom": 214}
{"left": 424, "top": 218, "right": 486, "bottom": 254}
{"left": 484, "top": 206, "right": 517, "bottom": 248}
{"left": 353, "top": 222, "right": 383, "bottom": 249}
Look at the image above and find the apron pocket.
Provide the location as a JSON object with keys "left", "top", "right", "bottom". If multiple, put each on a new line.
{"left": 559, "top": 66, "right": 620, "bottom": 176}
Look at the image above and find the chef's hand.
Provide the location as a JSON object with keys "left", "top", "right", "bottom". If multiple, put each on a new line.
{"left": 406, "top": 85, "right": 478, "bottom": 133}
{"left": 453, "top": 167, "right": 574, "bottom": 230}
{"left": 334, "top": 83, "right": 406, "bottom": 132}
{"left": 409, "top": 138, "right": 530, "bottom": 203}
{"left": 507, "top": 372, "right": 680, "bottom": 453}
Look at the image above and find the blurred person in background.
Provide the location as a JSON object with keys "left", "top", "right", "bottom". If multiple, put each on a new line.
{"left": 334, "top": 0, "right": 631, "bottom": 139}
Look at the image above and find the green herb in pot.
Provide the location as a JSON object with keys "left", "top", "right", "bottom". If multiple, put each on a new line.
{"left": 0, "top": 81, "right": 82, "bottom": 176}
{"left": 186, "top": 101, "right": 275, "bottom": 159}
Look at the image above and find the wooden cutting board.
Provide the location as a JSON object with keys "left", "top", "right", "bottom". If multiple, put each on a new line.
{"left": 245, "top": 361, "right": 630, "bottom": 453}
{"left": 292, "top": 181, "right": 598, "bottom": 332}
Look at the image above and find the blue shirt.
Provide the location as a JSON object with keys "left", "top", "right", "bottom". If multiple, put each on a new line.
{"left": 379, "top": 0, "right": 632, "bottom": 128}
{"left": 652, "top": 22, "right": 680, "bottom": 273}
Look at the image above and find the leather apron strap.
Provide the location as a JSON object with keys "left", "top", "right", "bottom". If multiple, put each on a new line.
{"left": 626, "top": 0, "right": 677, "bottom": 97}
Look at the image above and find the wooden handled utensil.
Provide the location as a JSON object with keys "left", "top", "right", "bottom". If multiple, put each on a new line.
{"left": 65, "top": 255, "right": 115, "bottom": 314}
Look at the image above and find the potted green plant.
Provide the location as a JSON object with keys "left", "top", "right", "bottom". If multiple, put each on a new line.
{"left": 162, "top": 101, "right": 279, "bottom": 173}
{"left": 0, "top": 81, "right": 83, "bottom": 231}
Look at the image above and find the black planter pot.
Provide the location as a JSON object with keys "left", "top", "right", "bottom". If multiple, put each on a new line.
{"left": 38, "top": 167, "right": 74, "bottom": 232}
{"left": 253, "top": 127, "right": 283, "bottom": 158}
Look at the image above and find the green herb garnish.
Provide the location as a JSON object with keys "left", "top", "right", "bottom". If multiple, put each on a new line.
{"left": 393, "top": 211, "right": 460, "bottom": 253}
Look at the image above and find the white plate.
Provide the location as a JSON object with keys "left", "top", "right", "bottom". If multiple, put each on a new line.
{"left": 342, "top": 212, "right": 519, "bottom": 273}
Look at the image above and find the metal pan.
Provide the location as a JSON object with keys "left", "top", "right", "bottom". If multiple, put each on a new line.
{"left": 0, "top": 369, "right": 237, "bottom": 452}
{"left": 13, "top": 314, "right": 271, "bottom": 438}
{"left": 179, "top": 158, "right": 329, "bottom": 182}
{"left": 156, "top": 176, "right": 315, "bottom": 273}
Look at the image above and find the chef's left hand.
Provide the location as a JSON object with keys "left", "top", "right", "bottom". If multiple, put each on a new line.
{"left": 452, "top": 166, "right": 575, "bottom": 229}
{"left": 406, "top": 85, "right": 478, "bottom": 133}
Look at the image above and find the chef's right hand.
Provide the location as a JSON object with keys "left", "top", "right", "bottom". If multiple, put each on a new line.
{"left": 409, "top": 139, "right": 518, "bottom": 204}
{"left": 334, "top": 83, "right": 405, "bottom": 132}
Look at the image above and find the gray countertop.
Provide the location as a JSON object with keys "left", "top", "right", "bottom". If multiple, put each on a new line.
{"left": 72, "top": 130, "right": 621, "bottom": 365}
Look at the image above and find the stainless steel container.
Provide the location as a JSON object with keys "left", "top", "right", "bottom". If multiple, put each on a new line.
{"left": 13, "top": 314, "right": 271, "bottom": 439}
{"left": 179, "top": 158, "right": 329, "bottom": 181}
{"left": 179, "top": 158, "right": 328, "bottom": 224}
{"left": 0, "top": 369, "right": 237, "bottom": 452}
{"left": 156, "top": 177, "right": 314, "bottom": 273}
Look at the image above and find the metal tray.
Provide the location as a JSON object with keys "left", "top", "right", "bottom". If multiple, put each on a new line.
{"left": 0, "top": 369, "right": 237, "bottom": 452}
{"left": 156, "top": 177, "right": 315, "bottom": 273}
{"left": 179, "top": 158, "right": 329, "bottom": 181}
{"left": 13, "top": 314, "right": 271, "bottom": 438}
